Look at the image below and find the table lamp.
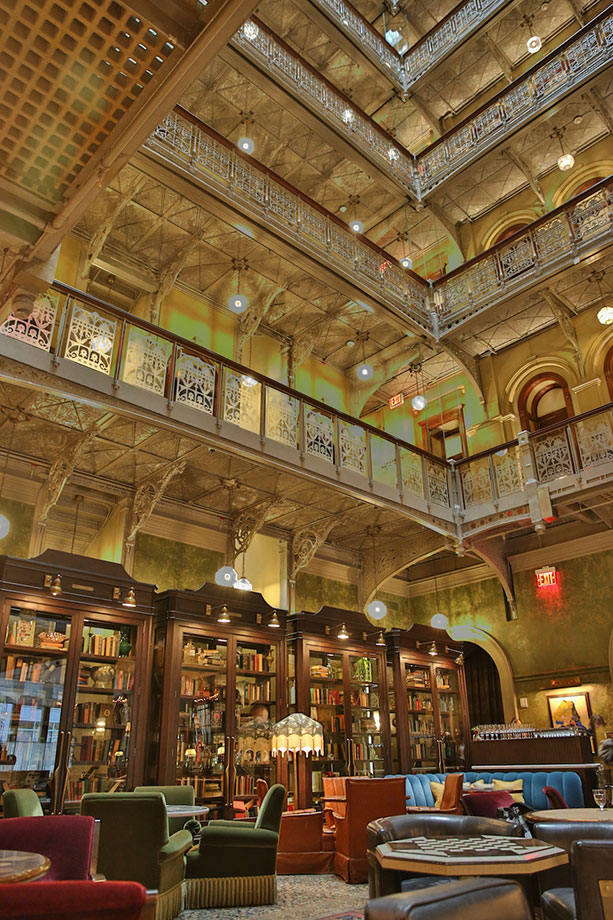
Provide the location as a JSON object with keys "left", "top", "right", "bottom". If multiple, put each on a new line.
{"left": 271, "top": 713, "right": 324, "bottom": 808}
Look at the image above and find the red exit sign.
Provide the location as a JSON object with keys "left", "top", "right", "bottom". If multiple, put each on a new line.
{"left": 535, "top": 565, "right": 557, "bottom": 588}
{"left": 389, "top": 392, "right": 404, "bottom": 409}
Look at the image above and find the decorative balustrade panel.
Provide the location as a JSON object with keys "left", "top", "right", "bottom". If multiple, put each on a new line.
{"left": 122, "top": 326, "right": 172, "bottom": 395}
{"left": 492, "top": 447, "right": 524, "bottom": 498}
{"left": 370, "top": 434, "right": 397, "bottom": 487}
{"left": 417, "top": 12, "right": 613, "bottom": 196}
{"left": 575, "top": 413, "right": 613, "bottom": 469}
{"left": 265, "top": 387, "right": 299, "bottom": 447}
{"left": 531, "top": 430, "right": 575, "bottom": 482}
{"left": 222, "top": 369, "right": 261, "bottom": 434}
{"left": 426, "top": 459, "right": 449, "bottom": 506}
{"left": 461, "top": 456, "right": 493, "bottom": 507}
{"left": 400, "top": 448, "right": 424, "bottom": 498}
{"left": 338, "top": 420, "right": 367, "bottom": 475}
{"left": 175, "top": 351, "right": 217, "bottom": 414}
{"left": 0, "top": 291, "right": 58, "bottom": 352}
{"left": 304, "top": 406, "right": 335, "bottom": 463}
{"left": 65, "top": 302, "right": 116, "bottom": 374}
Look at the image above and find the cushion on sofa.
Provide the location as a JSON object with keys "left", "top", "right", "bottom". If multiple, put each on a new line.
{"left": 492, "top": 779, "right": 525, "bottom": 803}
{"left": 430, "top": 782, "right": 445, "bottom": 808}
{"left": 389, "top": 771, "right": 584, "bottom": 811}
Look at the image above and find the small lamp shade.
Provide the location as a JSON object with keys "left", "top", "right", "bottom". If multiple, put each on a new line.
{"left": 271, "top": 713, "right": 324, "bottom": 756}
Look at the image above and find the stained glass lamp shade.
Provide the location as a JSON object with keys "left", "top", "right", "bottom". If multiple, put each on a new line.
{"left": 270, "top": 713, "right": 324, "bottom": 756}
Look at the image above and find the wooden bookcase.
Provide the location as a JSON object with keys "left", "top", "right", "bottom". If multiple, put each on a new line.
{"left": 151, "top": 584, "right": 287, "bottom": 820}
{"left": 386, "top": 626, "right": 471, "bottom": 775}
{"left": 287, "top": 606, "right": 391, "bottom": 809}
{"left": 0, "top": 550, "right": 156, "bottom": 812}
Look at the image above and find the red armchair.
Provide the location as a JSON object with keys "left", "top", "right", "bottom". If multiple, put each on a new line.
{"left": 0, "top": 816, "right": 96, "bottom": 880}
{"left": 332, "top": 777, "right": 407, "bottom": 883}
{"left": 0, "top": 881, "right": 153, "bottom": 920}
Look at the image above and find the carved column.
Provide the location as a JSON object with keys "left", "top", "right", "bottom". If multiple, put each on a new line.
{"left": 122, "top": 459, "right": 186, "bottom": 573}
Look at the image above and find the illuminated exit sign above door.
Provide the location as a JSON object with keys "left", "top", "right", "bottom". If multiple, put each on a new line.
{"left": 535, "top": 565, "right": 558, "bottom": 588}
{"left": 389, "top": 392, "right": 404, "bottom": 409}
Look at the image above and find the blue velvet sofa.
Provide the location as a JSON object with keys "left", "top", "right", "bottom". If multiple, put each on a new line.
{"left": 387, "top": 771, "right": 584, "bottom": 811}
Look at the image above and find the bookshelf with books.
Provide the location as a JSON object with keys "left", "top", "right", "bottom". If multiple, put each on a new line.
{"left": 152, "top": 583, "right": 286, "bottom": 821}
{"left": 286, "top": 606, "right": 391, "bottom": 809}
{"left": 385, "top": 627, "right": 470, "bottom": 774}
{"left": 0, "top": 551, "right": 156, "bottom": 811}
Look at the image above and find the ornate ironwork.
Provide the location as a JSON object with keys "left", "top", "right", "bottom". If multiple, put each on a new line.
{"left": 0, "top": 290, "right": 57, "bottom": 352}
{"left": 338, "top": 420, "right": 367, "bottom": 475}
{"left": 427, "top": 459, "right": 449, "bottom": 506}
{"left": 370, "top": 434, "right": 397, "bottom": 487}
{"left": 461, "top": 457, "right": 492, "bottom": 507}
{"left": 532, "top": 431, "right": 574, "bottom": 482}
{"left": 265, "top": 387, "right": 299, "bottom": 448}
{"left": 304, "top": 407, "right": 335, "bottom": 463}
{"left": 65, "top": 302, "right": 116, "bottom": 374}
{"left": 222, "top": 369, "right": 261, "bottom": 434}
{"left": 122, "top": 326, "right": 172, "bottom": 395}
{"left": 175, "top": 351, "right": 216, "bottom": 415}
{"left": 493, "top": 448, "right": 524, "bottom": 498}
{"left": 576, "top": 416, "right": 613, "bottom": 469}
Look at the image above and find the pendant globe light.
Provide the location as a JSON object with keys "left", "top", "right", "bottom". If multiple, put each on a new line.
{"left": 356, "top": 329, "right": 373, "bottom": 381}
{"left": 430, "top": 573, "right": 449, "bottom": 631}
{"left": 215, "top": 565, "right": 238, "bottom": 586}
{"left": 552, "top": 126, "right": 574, "bottom": 172}
{"left": 227, "top": 253, "right": 248, "bottom": 314}
{"left": 409, "top": 349, "right": 428, "bottom": 412}
{"left": 233, "top": 552, "right": 252, "bottom": 591}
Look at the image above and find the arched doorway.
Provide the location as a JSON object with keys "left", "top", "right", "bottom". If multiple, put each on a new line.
{"left": 518, "top": 373, "right": 574, "bottom": 431}
{"left": 463, "top": 643, "right": 505, "bottom": 725}
{"left": 447, "top": 624, "right": 517, "bottom": 721}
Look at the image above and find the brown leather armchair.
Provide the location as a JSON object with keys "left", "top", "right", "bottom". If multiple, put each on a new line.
{"left": 541, "top": 839, "right": 613, "bottom": 920}
{"left": 365, "top": 877, "right": 532, "bottom": 920}
{"left": 534, "top": 819, "right": 613, "bottom": 902}
{"left": 277, "top": 810, "right": 333, "bottom": 874}
{"left": 367, "top": 812, "right": 524, "bottom": 899}
{"left": 332, "top": 777, "right": 407, "bottom": 883}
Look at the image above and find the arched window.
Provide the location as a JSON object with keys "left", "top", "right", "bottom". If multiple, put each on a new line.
{"left": 604, "top": 345, "right": 613, "bottom": 401}
{"left": 518, "top": 373, "right": 574, "bottom": 431}
{"left": 491, "top": 222, "right": 529, "bottom": 246}
{"left": 567, "top": 177, "right": 605, "bottom": 199}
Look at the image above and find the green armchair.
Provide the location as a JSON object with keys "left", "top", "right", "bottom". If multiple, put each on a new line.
{"left": 2, "top": 788, "right": 44, "bottom": 818}
{"left": 80, "top": 792, "right": 192, "bottom": 920}
{"left": 134, "top": 784, "right": 195, "bottom": 836}
{"left": 184, "top": 783, "right": 286, "bottom": 909}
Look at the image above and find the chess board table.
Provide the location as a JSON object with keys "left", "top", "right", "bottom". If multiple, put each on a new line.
{"left": 376, "top": 835, "right": 568, "bottom": 877}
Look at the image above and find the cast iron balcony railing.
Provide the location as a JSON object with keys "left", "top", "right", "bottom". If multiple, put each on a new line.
{"left": 143, "top": 107, "right": 431, "bottom": 330}
{"left": 232, "top": 19, "right": 417, "bottom": 198}
{"left": 142, "top": 110, "right": 613, "bottom": 336}
{"left": 416, "top": 7, "right": 613, "bottom": 196}
{"left": 3, "top": 284, "right": 613, "bottom": 534}
{"left": 0, "top": 282, "right": 454, "bottom": 524}
{"left": 233, "top": 11, "right": 613, "bottom": 201}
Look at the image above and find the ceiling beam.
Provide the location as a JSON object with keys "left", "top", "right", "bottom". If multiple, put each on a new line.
{"left": 503, "top": 147, "right": 546, "bottom": 206}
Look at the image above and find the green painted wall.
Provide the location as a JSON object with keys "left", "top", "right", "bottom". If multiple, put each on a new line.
{"left": 0, "top": 499, "right": 34, "bottom": 559}
{"left": 133, "top": 533, "right": 224, "bottom": 593}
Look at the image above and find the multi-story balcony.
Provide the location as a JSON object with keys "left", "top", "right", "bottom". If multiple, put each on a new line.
{"left": 2, "top": 283, "right": 613, "bottom": 544}
{"left": 142, "top": 110, "right": 613, "bottom": 337}
{"left": 232, "top": 9, "right": 613, "bottom": 201}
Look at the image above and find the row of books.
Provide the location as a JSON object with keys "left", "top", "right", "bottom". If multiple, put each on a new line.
{"left": 353, "top": 742, "right": 383, "bottom": 760}
{"left": 351, "top": 690, "right": 379, "bottom": 708}
{"left": 234, "top": 775, "right": 256, "bottom": 795}
{"left": 409, "top": 719, "right": 435, "bottom": 733}
{"left": 77, "top": 667, "right": 134, "bottom": 691}
{"left": 82, "top": 633, "right": 121, "bottom": 658}
{"left": 74, "top": 701, "right": 122, "bottom": 724}
{"left": 407, "top": 695, "right": 433, "bottom": 711}
{"left": 176, "top": 740, "right": 224, "bottom": 764}
{"left": 180, "top": 675, "right": 216, "bottom": 696}
{"left": 238, "top": 680, "right": 271, "bottom": 703}
{"left": 3, "top": 657, "right": 65, "bottom": 684}
{"left": 411, "top": 740, "right": 436, "bottom": 759}
{"left": 177, "top": 776, "right": 221, "bottom": 797}
{"left": 322, "top": 742, "right": 346, "bottom": 760}
{"left": 73, "top": 735, "right": 124, "bottom": 764}
{"left": 310, "top": 687, "right": 343, "bottom": 704}
{"left": 68, "top": 776, "right": 105, "bottom": 799}
{"left": 237, "top": 652, "right": 269, "bottom": 672}
{"left": 319, "top": 714, "right": 345, "bottom": 732}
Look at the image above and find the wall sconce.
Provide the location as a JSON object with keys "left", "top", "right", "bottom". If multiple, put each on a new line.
{"left": 337, "top": 623, "right": 349, "bottom": 640}
{"left": 44, "top": 574, "right": 62, "bottom": 597}
{"left": 217, "top": 604, "right": 231, "bottom": 624}
{"left": 444, "top": 645, "right": 464, "bottom": 665}
{"left": 376, "top": 631, "right": 386, "bottom": 647}
{"left": 268, "top": 611, "right": 281, "bottom": 629}
{"left": 122, "top": 587, "right": 136, "bottom": 608}
{"left": 417, "top": 640, "right": 437, "bottom": 656}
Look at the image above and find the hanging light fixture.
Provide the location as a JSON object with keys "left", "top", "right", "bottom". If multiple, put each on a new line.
{"left": 215, "top": 565, "right": 238, "bottom": 586}
{"left": 356, "top": 329, "right": 373, "bottom": 381}
{"left": 228, "top": 293, "right": 247, "bottom": 313}
{"left": 349, "top": 219, "right": 363, "bottom": 234}
{"left": 237, "top": 136, "right": 255, "bottom": 155}
{"left": 233, "top": 553, "right": 253, "bottom": 591}
{"left": 589, "top": 270, "right": 612, "bottom": 324}
{"left": 122, "top": 586, "right": 136, "bottom": 608}
{"left": 366, "top": 526, "right": 387, "bottom": 620}
{"left": 268, "top": 610, "right": 281, "bottom": 628}
{"left": 522, "top": 15, "right": 542, "bottom": 53}
{"left": 228, "top": 253, "right": 248, "bottom": 314}
{"left": 552, "top": 126, "right": 574, "bottom": 171}
{"left": 430, "top": 574, "right": 449, "bottom": 631}
{"left": 337, "top": 622, "right": 349, "bottom": 640}
{"left": 376, "top": 630, "right": 386, "bottom": 647}
{"left": 217, "top": 604, "right": 231, "bottom": 624}
{"left": 400, "top": 256, "right": 412, "bottom": 269}
{"left": 409, "top": 351, "right": 428, "bottom": 411}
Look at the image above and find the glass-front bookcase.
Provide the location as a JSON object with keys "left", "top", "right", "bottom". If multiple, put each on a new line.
{"left": 0, "top": 551, "right": 155, "bottom": 812}
{"left": 152, "top": 585, "right": 286, "bottom": 820}
{"left": 287, "top": 607, "right": 391, "bottom": 809}
{"left": 386, "top": 628, "right": 470, "bottom": 774}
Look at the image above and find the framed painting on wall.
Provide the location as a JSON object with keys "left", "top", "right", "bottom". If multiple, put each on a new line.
{"left": 547, "top": 692, "right": 592, "bottom": 730}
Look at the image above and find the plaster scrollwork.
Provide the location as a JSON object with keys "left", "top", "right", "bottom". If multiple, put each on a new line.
{"left": 542, "top": 289, "right": 584, "bottom": 376}
{"left": 236, "top": 288, "right": 284, "bottom": 360}
{"left": 358, "top": 529, "right": 446, "bottom": 610}
{"left": 230, "top": 497, "right": 285, "bottom": 562}
{"left": 125, "top": 459, "right": 186, "bottom": 548}
{"left": 148, "top": 229, "right": 208, "bottom": 324}
{"left": 81, "top": 178, "right": 145, "bottom": 278}
{"left": 38, "top": 425, "right": 99, "bottom": 523}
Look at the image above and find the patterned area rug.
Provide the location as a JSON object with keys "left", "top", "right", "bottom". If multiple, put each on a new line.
{"left": 180, "top": 874, "right": 367, "bottom": 920}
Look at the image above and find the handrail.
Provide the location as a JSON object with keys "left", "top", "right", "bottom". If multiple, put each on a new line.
{"left": 49, "top": 281, "right": 445, "bottom": 466}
